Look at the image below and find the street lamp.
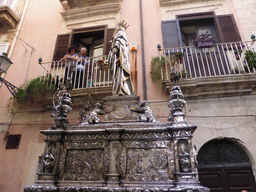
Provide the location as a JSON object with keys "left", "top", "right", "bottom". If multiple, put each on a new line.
{"left": 0, "top": 53, "right": 13, "bottom": 73}
{"left": 0, "top": 53, "right": 17, "bottom": 97}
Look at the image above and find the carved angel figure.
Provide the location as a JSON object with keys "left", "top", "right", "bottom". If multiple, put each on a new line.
{"left": 131, "top": 100, "right": 157, "bottom": 122}
{"left": 79, "top": 101, "right": 91, "bottom": 125}
{"left": 88, "top": 103, "right": 104, "bottom": 124}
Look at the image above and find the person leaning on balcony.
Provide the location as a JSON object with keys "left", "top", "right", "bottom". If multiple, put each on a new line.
{"left": 74, "top": 47, "right": 89, "bottom": 88}
{"left": 60, "top": 46, "right": 79, "bottom": 86}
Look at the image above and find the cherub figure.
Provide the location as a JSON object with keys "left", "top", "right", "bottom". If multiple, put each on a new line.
{"left": 88, "top": 103, "right": 105, "bottom": 124}
{"left": 79, "top": 101, "right": 91, "bottom": 125}
{"left": 131, "top": 100, "right": 157, "bottom": 122}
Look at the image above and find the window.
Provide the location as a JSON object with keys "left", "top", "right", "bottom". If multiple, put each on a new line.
{"left": 53, "top": 25, "right": 115, "bottom": 61}
{"left": 0, "top": 43, "right": 10, "bottom": 54}
{"left": 5, "top": 134, "right": 21, "bottom": 149}
{"left": 162, "top": 12, "right": 241, "bottom": 49}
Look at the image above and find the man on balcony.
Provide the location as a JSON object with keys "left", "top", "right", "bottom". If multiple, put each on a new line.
{"left": 74, "top": 47, "right": 88, "bottom": 88}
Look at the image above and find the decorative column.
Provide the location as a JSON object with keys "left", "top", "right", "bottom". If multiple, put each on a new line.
{"left": 168, "top": 86, "right": 202, "bottom": 189}
{"left": 34, "top": 86, "right": 73, "bottom": 190}
{"left": 106, "top": 129, "right": 122, "bottom": 187}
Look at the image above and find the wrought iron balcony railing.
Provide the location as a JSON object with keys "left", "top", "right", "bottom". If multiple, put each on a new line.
{"left": 160, "top": 41, "right": 256, "bottom": 81}
{"left": 37, "top": 55, "right": 112, "bottom": 90}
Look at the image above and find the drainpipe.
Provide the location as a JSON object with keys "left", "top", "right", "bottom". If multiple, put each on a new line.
{"left": 139, "top": 0, "right": 147, "bottom": 100}
{"left": 0, "top": 0, "right": 30, "bottom": 84}
{"left": 8, "top": 0, "right": 30, "bottom": 58}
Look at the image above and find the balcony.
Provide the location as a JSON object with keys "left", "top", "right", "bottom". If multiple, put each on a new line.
{"left": 160, "top": 41, "right": 256, "bottom": 99}
{"left": 38, "top": 55, "right": 112, "bottom": 108}
{"left": 0, "top": 0, "right": 25, "bottom": 29}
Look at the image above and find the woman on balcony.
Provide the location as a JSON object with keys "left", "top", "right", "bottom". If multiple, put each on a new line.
{"left": 60, "top": 46, "right": 79, "bottom": 87}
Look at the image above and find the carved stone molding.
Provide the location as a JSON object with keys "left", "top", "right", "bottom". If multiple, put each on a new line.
{"left": 163, "top": 73, "right": 256, "bottom": 100}
{"left": 160, "top": 0, "right": 196, "bottom": 6}
{"left": 60, "top": 3, "right": 121, "bottom": 27}
{"left": 0, "top": 6, "right": 20, "bottom": 29}
{"left": 60, "top": 0, "right": 121, "bottom": 10}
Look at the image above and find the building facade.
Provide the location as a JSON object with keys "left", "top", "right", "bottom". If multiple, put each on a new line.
{"left": 0, "top": 0, "right": 256, "bottom": 191}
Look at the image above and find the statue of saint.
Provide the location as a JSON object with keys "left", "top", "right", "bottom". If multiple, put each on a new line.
{"left": 178, "top": 143, "right": 191, "bottom": 172}
{"left": 108, "top": 21, "right": 134, "bottom": 96}
{"left": 43, "top": 149, "right": 55, "bottom": 173}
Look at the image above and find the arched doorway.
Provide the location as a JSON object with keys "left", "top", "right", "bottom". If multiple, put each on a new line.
{"left": 197, "top": 138, "right": 256, "bottom": 192}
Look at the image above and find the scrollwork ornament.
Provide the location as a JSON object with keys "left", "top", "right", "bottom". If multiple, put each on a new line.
{"left": 103, "top": 146, "right": 110, "bottom": 178}
{"left": 119, "top": 147, "right": 126, "bottom": 178}
{"left": 47, "top": 134, "right": 61, "bottom": 141}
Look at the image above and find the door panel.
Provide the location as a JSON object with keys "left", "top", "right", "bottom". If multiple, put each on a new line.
{"left": 198, "top": 139, "right": 256, "bottom": 192}
{"left": 199, "top": 171, "right": 225, "bottom": 192}
{"left": 199, "top": 168, "right": 256, "bottom": 192}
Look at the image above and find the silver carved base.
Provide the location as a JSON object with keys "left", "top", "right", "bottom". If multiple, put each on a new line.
{"left": 24, "top": 94, "right": 209, "bottom": 192}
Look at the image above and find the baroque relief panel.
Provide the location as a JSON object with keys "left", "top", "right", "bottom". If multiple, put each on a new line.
{"left": 64, "top": 149, "right": 105, "bottom": 180}
{"left": 126, "top": 148, "right": 169, "bottom": 181}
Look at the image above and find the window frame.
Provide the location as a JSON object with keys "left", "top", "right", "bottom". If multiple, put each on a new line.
{"left": 52, "top": 25, "right": 115, "bottom": 61}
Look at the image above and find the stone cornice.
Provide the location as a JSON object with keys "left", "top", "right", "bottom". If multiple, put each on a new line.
{"left": 60, "top": 3, "right": 121, "bottom": 21}
{"left": 162, "top": 73, "right": 256, "bottom": 99}
{"left": 0, "top": 6, "right": 20, "bottom": 29}
{"left": 160, "top": 0, "right": 198, "bottom": 6}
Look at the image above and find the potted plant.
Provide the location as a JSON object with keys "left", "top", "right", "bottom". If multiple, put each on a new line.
{"left": 230, "top": 67, "right": 240, "bottom": 74}
{"left": 14, "top": 76, "right": 56, "bottom": 105}
{"left": 243, "top": 65, "right": 252, "bottom": 73}
{"left": 175, "top": 52, "right": 184, "bottom": 64}
{"left": 234, "top": 49, "right": 242, "bottom": 60}
{"left": 150, "top": 56, "right": 165, "bottom": 82}
{"left": 193, "top": 32, "right": 214, "bottom": 48}
{"left": 180, "top": 70, "right": 189, "bottom": 78}
{"left": 244, "top": 50, "right": 256, "bottom": 70}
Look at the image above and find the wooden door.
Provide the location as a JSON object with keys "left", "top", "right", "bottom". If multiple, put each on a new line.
{"left": 197, "top": 139, "right": 256, "bottom": 192}
{"left": 199, "top": 166, "right": 256, "bottom": 192}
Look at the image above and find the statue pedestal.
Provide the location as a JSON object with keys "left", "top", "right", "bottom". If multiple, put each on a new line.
{"left": 103, "top": 95, "right": 140, "bottom": 122}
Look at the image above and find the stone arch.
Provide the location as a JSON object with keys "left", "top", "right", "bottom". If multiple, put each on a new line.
{"left": 197, "top": 138, "right": 256, "bottom": 191}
